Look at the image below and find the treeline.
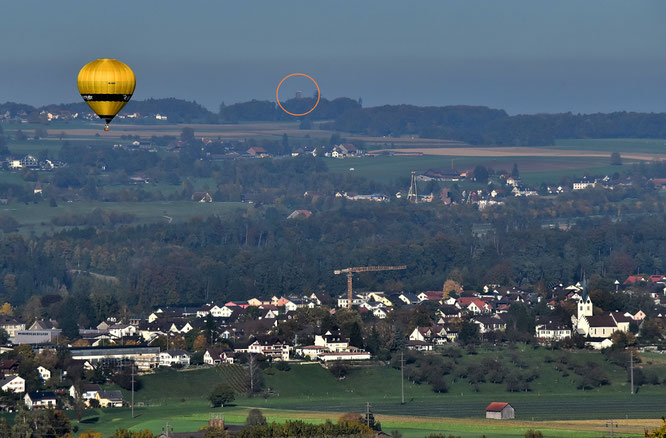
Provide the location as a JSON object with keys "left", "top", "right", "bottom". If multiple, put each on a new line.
{"left": 44, "top": 98, "right": 218, "bottom": 124}
{"left": 220, "top": 97, "right": 360, "bottom": 122}
{"left": 327, "top": 105, "right": 666, "bottom": 145}
{"left": 6, "top": 97, "right": 666, "bottom": 145}
{"left": 2, "top": 96, "right": 361, "bottom": 125}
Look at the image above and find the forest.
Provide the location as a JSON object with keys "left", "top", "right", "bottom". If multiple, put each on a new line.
{"left": 327, "top": 105, "right": 666, "bottom": 145}
{"left": 0, "top": 192, "right": 665, "bottom": 325}
{"left": 3, "top": 97, "right": 666, "bottom": 145}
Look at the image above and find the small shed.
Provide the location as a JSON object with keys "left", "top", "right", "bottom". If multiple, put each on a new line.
{"left": 485, "top": 402, "right": 514, "bottom": 419}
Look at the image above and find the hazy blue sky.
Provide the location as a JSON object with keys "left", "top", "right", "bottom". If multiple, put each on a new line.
{"left": 1, "top": 0, "right": 665, "bottom": 114}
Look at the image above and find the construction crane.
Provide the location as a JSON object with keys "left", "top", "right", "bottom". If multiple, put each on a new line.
{"left": 407, "top": 171, "right": 418, "bottom": 203}
{"left": 334, "top": 265, "right": 407, "bottom": 309}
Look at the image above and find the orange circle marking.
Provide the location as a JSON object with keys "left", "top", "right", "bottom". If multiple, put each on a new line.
{"left": 276, "top": 73, "right": 320, "bottom": 116}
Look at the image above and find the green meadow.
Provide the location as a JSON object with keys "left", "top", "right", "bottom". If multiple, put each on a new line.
{"left": 69, "top": 347, "right": 666, "bottom": 437}
{"left": 0, "top": 200, "right": 249, "bottom": 234}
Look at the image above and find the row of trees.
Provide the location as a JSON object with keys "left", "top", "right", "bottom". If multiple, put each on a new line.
{"left": 1, "top": 96, "right": 361, "bottom": 126}
{"left": 329, "top": 105, "right": 666, "bottom": 145}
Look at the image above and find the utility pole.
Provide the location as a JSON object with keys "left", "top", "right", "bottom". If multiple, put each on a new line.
{"left": 366, "top": 402, "right": 371, "bottom": 427}
{"left": 606, "top": 419, "right": 616, "bottom": 438}
{"left": 630, "top": 350, "right": 634, "bottom": 395}
{"left": 400, "top": 350, "right": 405, "bottom": 404}
{"left": 162, "top": 422, "right": 172, "bottom": 438}
{"left": 131, "top": 361, "right": 135, "bottom": 418}
{"left": 249, "top": 354, "right": 255, "bottom": 394}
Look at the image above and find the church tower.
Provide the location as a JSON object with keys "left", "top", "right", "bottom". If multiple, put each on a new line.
{"left": 577, "top": 277, "right": 593, "bottom": 319}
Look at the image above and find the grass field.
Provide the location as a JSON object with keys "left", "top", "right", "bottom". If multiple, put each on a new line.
{"left": 69, "top": 346, "right": 666, "bottom": 437}
{"left": 554, "top": 138, "right": 666, "bottom": 154}
{"left": 75, "top": 405, "right": 663, "bottom": 438}
{"left": 325, "top": 155, "right": 628, "bottom": 186}
{"left": 0, "top": 200, "right": 249, "bottom": 234}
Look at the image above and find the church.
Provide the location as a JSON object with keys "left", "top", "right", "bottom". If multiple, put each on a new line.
{"left": 571, "top": 280, "right": 634, "bottom": 349}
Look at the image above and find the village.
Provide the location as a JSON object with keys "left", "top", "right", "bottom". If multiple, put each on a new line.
{"left": 0, "top": 271, "right": 660, "bottom": 413}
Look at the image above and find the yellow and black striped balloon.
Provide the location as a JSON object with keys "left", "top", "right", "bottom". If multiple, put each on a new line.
{"left": 77, "top": 59, "right": 136, "bottom": 129}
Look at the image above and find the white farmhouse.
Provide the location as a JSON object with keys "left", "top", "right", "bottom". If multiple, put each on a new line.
{"left": 0, "top": 375, "right": 24, "bottom": 393}
{"left": 37, "top": 366, "right": 51, "bottom": 381}
{"left": 159, "top": 349, "right": 191, "bottom": 367}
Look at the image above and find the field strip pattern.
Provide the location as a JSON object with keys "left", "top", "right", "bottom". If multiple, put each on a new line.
{"left": 371, "top": 147, "right": 666, "bottom": 160}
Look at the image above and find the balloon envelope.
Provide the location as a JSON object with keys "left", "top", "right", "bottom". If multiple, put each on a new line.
{"left": 77, "top": 59, "right": 136, "bottom": 127}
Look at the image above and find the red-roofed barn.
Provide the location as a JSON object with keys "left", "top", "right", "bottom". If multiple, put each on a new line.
{"left": 485, "top": 402, "right": 514, "bottom": 420}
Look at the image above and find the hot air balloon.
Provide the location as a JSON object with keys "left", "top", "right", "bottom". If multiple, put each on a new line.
{"left": 77, "top": 59, "right": 136, "bottom": 131}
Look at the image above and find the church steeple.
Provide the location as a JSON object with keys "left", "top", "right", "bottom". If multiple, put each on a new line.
{"left": 577, "top": 274, "right": 592, "bottom": 318}
{"left": 580, "top": 275, "right": 588, "bottom": 301}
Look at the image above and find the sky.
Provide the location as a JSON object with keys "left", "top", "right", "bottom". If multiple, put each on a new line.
{"left": 1, "top": 0, "right": 665, "bottom": 114}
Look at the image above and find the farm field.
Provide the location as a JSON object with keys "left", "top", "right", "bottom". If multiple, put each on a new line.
{"left": 75, "top": 404, "right": 662, "bottom": 438}
{"left": 553, "top": 138, "right": 666, "bottom": 155}
{"left": 369, "top": 146, "right": 666, "bottom": 161}
{"left": 325, "top": 155, "right": 628, "bottom": 186}
{"left": 0, "top": 200, "right": 249, "bottom": 234}
{"left": 2, "top": 121, "right": 324, "bottom": 143}
{"left": 73, "top": 347, "right": 666, "bottom": 437}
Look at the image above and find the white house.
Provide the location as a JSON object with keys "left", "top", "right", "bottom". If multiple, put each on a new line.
{"left": 283, "top": 300, "right": 299, "bottom": 312}
{"left": 372, "top": 308, "right": 388, "bottom": 319}
{"left": 456, "top": 297, "right": 491, "bottom": 314}
{"left": 573, "top": 179, "right": 597, "bottom": 190}
{"left": 398, "top": 293, "right": 420, "bottom": 305}
{"left": 331, "top": 143, "right": 360, "bottom": 158}
{"left": 210, "top": 305, "right": 234, "bottom": 318}
{"left": 0, "top": 375, "right": 25, "bottom": 393}
{"left": 246, "top": 341, "right": 290, "bottom": 361}
{"left": 303, "top": 330, "right": 371, "bottom": 361}
{"left": 204, "top": 348, "right": 234, "bottom": 365}
{"left": 336, "top": 294, "right": 367, "bottom": 308}
{"left": 108, "top": 323, "right": 137, "bottom": 338}
{"left": 314, "top": 331, "right": 349, "bottom": 352}
{"left": 535, "top": 320, "right": 572, "bottom": 341}
{"left": 68, "top": 383, "right": 101, "bottom": 401}
{"left": 159, "top": 349, "right": 191, "bottom": 367}
{"left": 24, "top": 392, "right": 57, "bottom": 409}
{"left": 37, "top": 366, "right": 51, "bottom": 381}
{"left": 0, "top": 316, "right": 25, "bottom": 338}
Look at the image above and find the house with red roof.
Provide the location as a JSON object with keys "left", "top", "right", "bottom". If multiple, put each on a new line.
{"left": 247, "top": 147, "right": 269, "bottom": 157}
{"left": 485, "top": 402, "right": 514, "bottom": 419}
{"left": 456, "top": 297, "right": 491, "bottom": 314}
{"left": 417, "top": 291, "right": 443, "bottom": 302}
{"left": 287, "top": 210, "right": 312, "bottom": 220}
{"left": 623, "top": 275, "right": 647, "bottom": 285}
